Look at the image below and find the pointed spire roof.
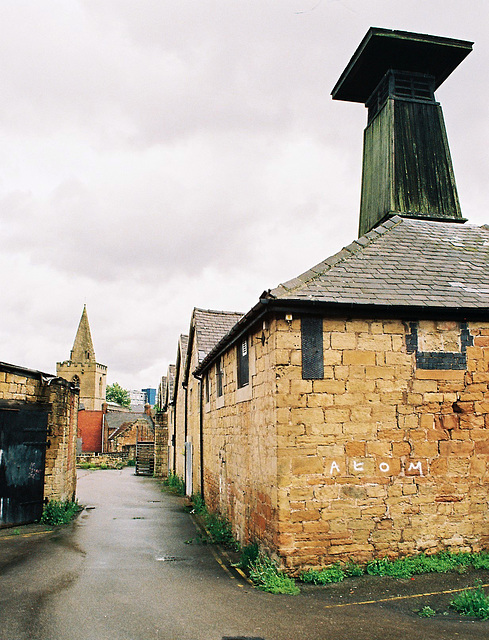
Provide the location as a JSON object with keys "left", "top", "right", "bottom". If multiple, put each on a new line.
{"left": 70, "top": 305, "right": 96, "bottom": 363}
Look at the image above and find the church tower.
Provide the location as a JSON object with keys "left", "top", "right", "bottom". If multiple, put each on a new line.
{"left": 57, "top": 306, "right": 107, "bottom": 411}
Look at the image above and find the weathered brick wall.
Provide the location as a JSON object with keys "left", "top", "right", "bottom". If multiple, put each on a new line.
{"left": 77, "top": 410, "right": 103, "bottom": 452}
{"left": 0, "top": 367, "right": 78, "bottom": 503}
{"left": 203, "top": 321, "right": 279, "bottom": 550}
{"left": 154, "top": 412, "right": 169, "bottom": 478}
{"left": 275, "top": 317, "right": 489, "bottom": 573}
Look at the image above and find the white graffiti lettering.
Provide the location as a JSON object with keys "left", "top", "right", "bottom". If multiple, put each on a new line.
{"left": 330, "top": 461, "right": 340, "bottom": 474}
{"left": 407, "top": 461, "right": 424, "bottom": 476}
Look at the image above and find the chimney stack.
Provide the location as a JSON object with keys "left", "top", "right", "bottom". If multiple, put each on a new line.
{"left": 332, "top": 28, "right": 472, "bottom": 237}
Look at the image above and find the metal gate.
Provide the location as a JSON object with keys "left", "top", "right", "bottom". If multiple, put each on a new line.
{"left": 0, "top": 405, "right": 49, "bottom": 527}
{"left": 135, "top": 441, "right": 155, "bottom": 476}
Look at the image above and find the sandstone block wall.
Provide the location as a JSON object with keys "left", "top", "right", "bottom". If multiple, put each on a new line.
{"left": 186, "top": 342, "right": 203, "bottom": 495}
{"left": 275, "top": 317, "right": 489, "bottom": 573}
{"left": 203, "top": 320, "right": 279, "bottom": 550}
{"left": 0, "top": 367, "right": 78, "bottom": 503}
{"left": 200, "top": 314, "right": 489, "bottom": 574}
{"left": 154, "top": 412, "right": 169, "bottom": 478}
{"left": 174, "top": 364, "right": 187, "bottom": 479}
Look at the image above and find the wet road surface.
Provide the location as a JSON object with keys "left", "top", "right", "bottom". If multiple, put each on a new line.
{"left": 1, "top": 467, "right": 488, "bottom": 640}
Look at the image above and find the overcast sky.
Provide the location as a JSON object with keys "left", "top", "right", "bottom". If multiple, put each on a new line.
{"left": 1, "top": 0, "right": 488, "bottom": 391}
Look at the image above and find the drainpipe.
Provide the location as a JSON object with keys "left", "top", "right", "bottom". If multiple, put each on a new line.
{"left": 199, "top": 378, "right": 204, "bottom": 498}
{"left": 183, "top": 382, "right": 188, "bottom": 493}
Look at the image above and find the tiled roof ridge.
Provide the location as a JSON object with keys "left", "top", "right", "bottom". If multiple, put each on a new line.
{"left": 271, "top": 215, "right": 404, "bottom": 297}
{"left": 194, "top": 307, "right": 244, "bottom": 317}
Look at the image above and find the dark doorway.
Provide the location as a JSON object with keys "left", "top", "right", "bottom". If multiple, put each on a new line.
{"left": 0, "top": 404, "right": 49, "bottom": 526}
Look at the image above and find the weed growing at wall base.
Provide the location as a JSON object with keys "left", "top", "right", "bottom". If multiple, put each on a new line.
{"left": 299, "top": 550, "right": 489, "bottom": 585}
{"left": 248, "top": 553, "right": 300, "bottom": 595}
{"left": 162, "top": 472, "right": 185, "bottom": 495}
{"left": 450, "top": 581, "right": 489, "bottom": 619}
{"left": 40, "top": 500, "right": 80, "bottom": 525}
{"left": 189, "top": 494, "right": 236, "bottom": 548}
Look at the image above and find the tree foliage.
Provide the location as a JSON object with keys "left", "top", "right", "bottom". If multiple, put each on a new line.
{"left": 106, "top": 382, "right": 131, "bottom": 408}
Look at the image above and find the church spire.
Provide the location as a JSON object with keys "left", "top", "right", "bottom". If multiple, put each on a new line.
{"left": 70, "top": 305, "right": 96, "bottom": 364}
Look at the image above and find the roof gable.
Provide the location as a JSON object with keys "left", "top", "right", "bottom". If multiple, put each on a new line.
{"left": 193, "top": 308, "right": 243, "bottom": 362}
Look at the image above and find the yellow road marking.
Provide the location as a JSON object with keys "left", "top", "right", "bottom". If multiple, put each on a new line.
{"left": 322, "top": 582, "right": 489, "bottom": 609}
{"left": 0, "top": 529, "right": 52, "bottom": 541}
{"left": 191, "top": 514, "right": 250, "bottom": 587}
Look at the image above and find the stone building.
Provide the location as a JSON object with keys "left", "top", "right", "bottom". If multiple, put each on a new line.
{"left": 105, "top": 408, "right": 154, "bottom": 457}
{"left": 162, "top": 364, "right": 176, "bottom": 475}
{"left": 181, "top": 308, "right": 243, "bottom": 495}
{"left": 0, "top": 362, "right": 78, "bottom": 526}
{"left": 192, "top": 29, "right": 489, "bottom": 572}
{"left": 167, "top": 336, "right": 188, "bottom": 479}
{"left": 57, "top": 305, "right": 107, "bottom": 411}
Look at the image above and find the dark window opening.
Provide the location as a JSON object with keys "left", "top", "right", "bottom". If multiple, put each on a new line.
{"left": 237, "top": 337, "right": 249, "bottom": 388}
{"left": 301, "top": 316, "right": 324, "bottom": 379}
{"left": 216, "top": 358, "right": 224, "bottom": 397}
{"left": 205, "top": 374, "right": 210, "bottom": 403}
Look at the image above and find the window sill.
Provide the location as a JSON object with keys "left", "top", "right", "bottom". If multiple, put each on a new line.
{"left": 216, "top": 395, "right": 224, "bottom": 409}
{"left": 236, "top": 384, "right": 252, "bottom": 403}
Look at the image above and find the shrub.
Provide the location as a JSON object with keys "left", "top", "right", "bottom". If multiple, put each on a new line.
{"left": 450, "top": 582, "right": 489, "bottom": 619}
{"left": 248, "top": 553, "right": 300, "bottom": 595}
{"left": 40, "top": 500, "right": 80, "bottom": 525}
{"left": 418, "top": 606, "right": 437, "bottom": 618}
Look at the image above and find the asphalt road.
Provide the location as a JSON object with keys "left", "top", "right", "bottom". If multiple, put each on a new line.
{"left": 1, "top": 467, "right": 488, "bottom": 640}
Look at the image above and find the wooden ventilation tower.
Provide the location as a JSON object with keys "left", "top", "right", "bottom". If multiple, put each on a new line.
{"left": 331, "top": 28, "right": 473, "bottom": 237}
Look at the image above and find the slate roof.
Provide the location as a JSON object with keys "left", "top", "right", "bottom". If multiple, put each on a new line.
{"left": 195, "top": 216, "right": 489, "bottom": 376}
{"left": 166, "top": 364, "right": 176, "bottom": 405}
{"left": 179, "top": 335, "right": 189, "bottom": 365}
{"left": 106, "top": 411, "right": 154, "bottom": 438}
{"left": 193, "top": 308, "right": 243, "bottom": 363}
{"left": 269, "top": 216, "right": 489, "bottom": 309}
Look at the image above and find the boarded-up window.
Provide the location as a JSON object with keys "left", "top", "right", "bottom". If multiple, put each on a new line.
{"left": 301, "top": 316, "right": 324, "bottom": 379}
{"left": 237, "top": 337, "right": 249, "bottom": 388}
